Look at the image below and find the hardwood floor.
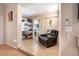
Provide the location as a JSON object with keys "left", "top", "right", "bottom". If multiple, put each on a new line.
{"left": 21, "top": 37, "right": 59, "bottom": 56}
{"left": 0, "top": 44, "right": 25, "bottom": 56}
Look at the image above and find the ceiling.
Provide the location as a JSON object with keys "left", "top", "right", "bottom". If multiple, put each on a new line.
{"left": 20, "top": 3, "right": 59, "bottom": 17}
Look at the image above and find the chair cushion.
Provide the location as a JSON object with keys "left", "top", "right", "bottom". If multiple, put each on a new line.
{"left": 39, "top": 36, "right": 48, "bottom": 41}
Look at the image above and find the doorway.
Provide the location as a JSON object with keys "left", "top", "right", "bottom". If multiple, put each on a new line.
{"left": 0, "top": 16, "right": 3, "bottom": 44}
{"left": 18, "top": 3, "right": 60, "bottom": 56}
{"left": 33, "top": 19, "right": 40, "bottom": 38}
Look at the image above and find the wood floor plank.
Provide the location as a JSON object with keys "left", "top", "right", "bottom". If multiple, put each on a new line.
{"left": 0, "top": 44, "right": 25, "bottom": 56}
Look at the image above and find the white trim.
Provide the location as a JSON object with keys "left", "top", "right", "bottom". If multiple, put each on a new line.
{"left": 17, "top": 5, "right": 23, "bottom": 49}
{"left": 59, "top": 3, "right": 61, "bottom": 56}
{"left": 0, "top": 41, "right": 4, "bottom": 45}
{"left": 6, "top": 42, "right": 17, "bottom": 49}
{"left": 0, "top": 16, "right": 4, "bottom": 45}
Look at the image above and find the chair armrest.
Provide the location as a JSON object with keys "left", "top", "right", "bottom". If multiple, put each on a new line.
{"left": 40, "top": 34, "right": 47, "bottom": 36}
{"left": 47, "top": 35, "right": 55, "bottom": 39}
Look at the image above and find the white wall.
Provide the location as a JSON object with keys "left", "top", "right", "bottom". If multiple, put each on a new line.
{"left": 5, "top": 4, "right": 18, "bottom": 48}
{"left": 0, "top": 4, "right": 6, "bottom": 44}
{"left": 60, "top": 3, "right": 78, "bottom": 56}
{"left": 34, "top": 17, "right": 59, "bottom": 34}
{"left": 46, "top": 17, "right": 59, "bottom": 31}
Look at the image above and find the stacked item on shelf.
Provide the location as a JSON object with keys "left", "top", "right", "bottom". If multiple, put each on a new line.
{"left": 27, "top": 18, "right": 33, "bottom": 39}
{"left": 22, "top": 18, "right": 33, "bottom": 39}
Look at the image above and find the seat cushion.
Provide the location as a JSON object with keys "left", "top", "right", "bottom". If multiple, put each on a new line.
{"left": 39, "top": 36, "right": 48, "bottom": 41}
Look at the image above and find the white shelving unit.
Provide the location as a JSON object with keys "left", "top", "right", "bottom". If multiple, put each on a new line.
{"left": 22, "top": 18, "right": 33, "bottom": 39}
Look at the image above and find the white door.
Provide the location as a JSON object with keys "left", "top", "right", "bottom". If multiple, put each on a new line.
{"left": 0, "top": 16, "right": 3, "bottom": 44}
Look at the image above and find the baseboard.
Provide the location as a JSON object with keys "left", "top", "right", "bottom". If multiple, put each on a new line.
{"left": 18, "top": 48, "right": 33, "bottom": 56}
{"left": 6, "top": 42, "right": 17, "bottom": 49}
{"left": 0, "top": 41, "right": 4, "bottom": 45}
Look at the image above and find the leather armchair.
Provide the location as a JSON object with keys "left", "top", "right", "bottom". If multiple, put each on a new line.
{"left": 38, "top": 30, "right": 58, "bottom": 48}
